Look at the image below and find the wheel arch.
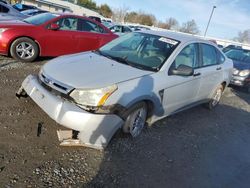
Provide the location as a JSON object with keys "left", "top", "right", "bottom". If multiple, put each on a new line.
{"left": 8, "top": 36, "right": 41, "bottom": 56}
{"left": 221, "top": 81, "right": 227, "bottom": 91}
{"left": 124, "top": 96, "right": 161, "bottom": 120}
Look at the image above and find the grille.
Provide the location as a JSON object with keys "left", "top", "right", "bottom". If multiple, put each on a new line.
{"left": 39, "top": 72, "right": 74, "bottom": 95}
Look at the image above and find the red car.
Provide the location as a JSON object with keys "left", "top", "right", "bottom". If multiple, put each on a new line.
{"left": 0, "top": 13, "right": 118, "bottom": 62}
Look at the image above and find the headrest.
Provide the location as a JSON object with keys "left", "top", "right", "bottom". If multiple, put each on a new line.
{"left": 153, "top": 39, "right": 166, "bottom": 50}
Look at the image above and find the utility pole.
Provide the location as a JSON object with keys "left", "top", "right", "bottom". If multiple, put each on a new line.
{"left": 204, "top": 5, "right": 216, "bottom": 37}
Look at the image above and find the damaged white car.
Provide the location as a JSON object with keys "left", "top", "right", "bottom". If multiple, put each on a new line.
{"left": 17, "top": 31, "right": 233, "bottom": 149}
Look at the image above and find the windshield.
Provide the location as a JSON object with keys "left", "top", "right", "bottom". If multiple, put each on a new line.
{"left": 98, "top": 32, "right": 179, "bottom": 71}
{"left": 225, "top": 49, "right": 250, "bottom": 64}
{"left": 23, "top": 13, "right": 59, "bottom": 25}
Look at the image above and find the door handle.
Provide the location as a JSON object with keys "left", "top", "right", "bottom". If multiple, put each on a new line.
{"left": 193, "top": 72, "right": 201, "bottom": 77}
{"left": 216, "top": 67, "right": 222, "bottom": 70}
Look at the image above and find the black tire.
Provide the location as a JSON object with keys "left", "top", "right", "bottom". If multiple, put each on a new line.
{"left": 205, "top": 85, "right": 223, "bottom": 110}
{"left": 10, "top": 37, "right": 39, "bottom": 62}
{"left": 122, "top": 102, "right": 148, "bottom": 137}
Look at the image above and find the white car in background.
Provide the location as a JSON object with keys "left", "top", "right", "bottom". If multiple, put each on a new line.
{"left": 109, "top": 24, "right": 132, "bottom": 36}
{"left": 17, "top": 30, "right": 233, "bottom": 149}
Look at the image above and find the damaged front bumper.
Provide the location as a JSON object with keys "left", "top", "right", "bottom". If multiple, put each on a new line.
{"left": 19, "top": 75, "right": 124, "bottom": 149}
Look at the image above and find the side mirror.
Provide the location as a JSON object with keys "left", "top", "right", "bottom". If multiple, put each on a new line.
{"left": 170, "top": 64, "right": 194, "bottom": 76}
{"left": 49, "top": 23, "right": 60, "bottom": 30}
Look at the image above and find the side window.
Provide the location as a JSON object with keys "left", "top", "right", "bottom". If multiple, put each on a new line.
{"left": 0, "top": 5, "right": 9, "bottom": 13}
{"left": 201, "top": 43, "right": 217, "bottom": 66}
{"left": 111, "top": 25, "right": 121, "bottom": 32}
{"left": 78, "top": 19, "right": 105, "bottom": 33}
{"left": 171, "top": 43, "right": 199, "bottom": 69}
{"left": 216, "top": 49, "right": 225, "bottom": 64}
{"left": 55, "top": 17, "right": 78, "bottom": 31}
{"left": 123, "top": 26, "right": 131, "bottom": 32}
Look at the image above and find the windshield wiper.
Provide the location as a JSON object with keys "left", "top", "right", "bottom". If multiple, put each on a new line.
{"left": 112, "top": 56, "right": 158, "bottom": 72}
{"left": 93, "top": 50, "right": 129, "bottom": 64}
{"left": 110, "top": 56, "right": 130, "bottom": 65}
{"left": 93, "top": 50, "right": 115, "bottom": 60}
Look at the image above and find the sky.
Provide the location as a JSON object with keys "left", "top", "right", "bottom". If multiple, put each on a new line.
{"left": 94, "top": 0, "right": 250, "bottom": 40}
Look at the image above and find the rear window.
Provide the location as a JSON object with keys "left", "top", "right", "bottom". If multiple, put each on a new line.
{"left": 225, "top": 49, "right": 250, "bottom": 63}
{"left": 0, "top": 4, "right": 9, "bottom": 13}
{"left": 201, "top": 43, "right": 217, "bottom": 66}
{"left": 216, "top": 49, "right": 225, "bottom": 64}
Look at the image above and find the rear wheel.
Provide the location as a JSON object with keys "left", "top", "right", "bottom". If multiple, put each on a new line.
{"left": 206, "top": 85, "right": 223, "bottom": 110}
{"left": 122, "top": 102, "right": 147, "bottom": 137}
{"left": 10, "top": 37, "right": 39, "bottom": 62}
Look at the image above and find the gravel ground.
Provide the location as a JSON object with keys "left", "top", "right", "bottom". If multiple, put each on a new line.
{"left": 0, "top": 55, "right": 250, "bottom": 188}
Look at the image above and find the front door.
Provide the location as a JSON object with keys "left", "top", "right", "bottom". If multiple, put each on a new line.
{"left": 41, "top": 17, "right": 78, "bottom": 56}
{"left": 162, "top": 43, "right": 202, "bottom": 115}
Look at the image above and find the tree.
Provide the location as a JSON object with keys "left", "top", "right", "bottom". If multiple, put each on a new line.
{"left": 140, "top": 14, "right": 156, "bottom": 26}
{"left": 98, "top": 4, "right": 112, "bottom": 18}
{"left": 125, "top": 11, "right": 138, "bottom": 23}
{"left": 77, "top": 0, "right": 97, "bottom": 10}
{"left": 234, "top": 30, "right": 250, "bottom": 44}
{"left": 157, "top": 21, "right": 168, "bottom": 29}
{"left": 124, "top": 11, "right": 156, "bottom": 26}
{"left": 112, "top": 6, "right": 130, "bottom": 23}
{"left": 179, "top": 19, "right": 199, "bottom": 34}
{"left": 165, "top": 17, "right": 179, "bottom": 30}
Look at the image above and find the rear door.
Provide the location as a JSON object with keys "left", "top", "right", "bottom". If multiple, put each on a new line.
{"left": 197, "top": 43, "right": 224, "bottom": 100}
{"left": 162, "top": 43, "right": 202, "bottom": 115}
{"left": 74, "top": 18, "right": 113, "bottom": 52}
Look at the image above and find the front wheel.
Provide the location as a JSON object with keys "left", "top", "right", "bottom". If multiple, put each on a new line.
{"left": 10, "top": 37, "right": 39, "bottom": 62}
{"left": 206, "top": 85, "right": 223, "bottom": 110}
{"left": 122, "top": 102, "right": 148, "bottom": 137}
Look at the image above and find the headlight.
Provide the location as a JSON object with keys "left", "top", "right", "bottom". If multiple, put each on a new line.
{"left": 239, "top": 70, "right": 250, "bottom": 77}
{"left": 0, "top": 28, "right": 8, "bottom": 34}
{"left": 70, "top": 85, "right": 117, "bottom": 107}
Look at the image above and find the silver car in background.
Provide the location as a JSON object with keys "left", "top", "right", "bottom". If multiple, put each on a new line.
{"left": 17, "top": 30, "right": 233, "bottom": 149}
{"left": 0, "top": 2, "right": 27, "bottom": 21}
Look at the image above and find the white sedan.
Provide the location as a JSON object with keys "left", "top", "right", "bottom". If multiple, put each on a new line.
{"left": 17, "top": 30, "right": 233, "bottom": 149}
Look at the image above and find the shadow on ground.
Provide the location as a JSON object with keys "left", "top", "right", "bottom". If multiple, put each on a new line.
{"left": 230, "top": 86, "right": 250, "bottom": 104}
{"left": 84, "top": 103, "right": 250, "bottom": 188}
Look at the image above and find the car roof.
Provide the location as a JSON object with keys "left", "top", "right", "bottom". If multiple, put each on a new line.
{"left": 140, "top": 29, "right": 210, "bottom": 44}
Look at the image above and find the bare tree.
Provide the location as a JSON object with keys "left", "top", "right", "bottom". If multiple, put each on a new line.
{"left": 112, "top": 5, "right": 130, "bottom": 23}
{"left": 157, "top": 21, "right": 168, "bottom": 29}
{"left": 179, "top": 19, "right": 199, "bottom": 34}
{"left": 234, "top": 30, "right": 250, "bottom": 44}
{"left": 165, "top": 17, "right": 179, "bottom": 30}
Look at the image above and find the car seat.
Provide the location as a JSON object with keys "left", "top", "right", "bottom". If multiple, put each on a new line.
{"left": 61, "top": 18, "right": 71, "bottom": 30}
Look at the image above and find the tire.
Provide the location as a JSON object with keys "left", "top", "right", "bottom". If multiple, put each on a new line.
{"left": 122, "top": 102, "right": 147, "bottom": 137}
{"left": 205, "top": 85, "right": 223, "bottom": 110}
{"left": 10, "top": 37, "right": 39, "bottom": 62}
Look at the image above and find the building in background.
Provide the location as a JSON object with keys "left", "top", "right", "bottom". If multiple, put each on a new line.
{"left": 21, "top": 0, "right": 102, "bottom": 17}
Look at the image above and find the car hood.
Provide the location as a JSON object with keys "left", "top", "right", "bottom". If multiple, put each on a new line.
{"left": 0, "top": 19, "right": 28, "bottom": 25}
{"left": 233, "top": 60, "right": 250, "bottom": 70}
{"left": 42, "top": 52, "right": 153, "bottom": 89}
